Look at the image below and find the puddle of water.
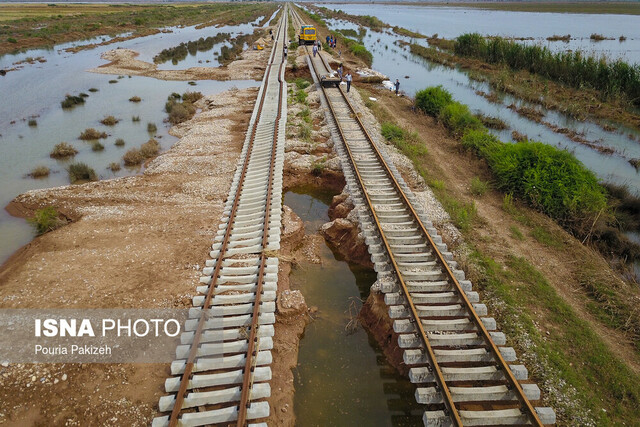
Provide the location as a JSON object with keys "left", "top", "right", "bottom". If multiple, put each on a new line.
{"left": 285, "top": 189, "right": 422, "bottom": 426}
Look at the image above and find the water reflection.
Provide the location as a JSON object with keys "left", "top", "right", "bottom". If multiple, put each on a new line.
{"left": 285, "top": 189, "right": 423, "bottom": 426}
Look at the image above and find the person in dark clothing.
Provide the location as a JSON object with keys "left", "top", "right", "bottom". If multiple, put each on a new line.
{"left": 394, "top": 79, "right": 400, "bottom": 96}
{"left": 326, "top": 35, "right": 330, "bottom": 45}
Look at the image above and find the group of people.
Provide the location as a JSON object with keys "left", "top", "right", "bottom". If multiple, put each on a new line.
{"left": 325, "top": 35, "right": 338, "bottom": 49}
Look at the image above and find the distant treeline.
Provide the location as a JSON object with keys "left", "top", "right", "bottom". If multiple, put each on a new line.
{"left": 154, "top": 33, "right": 231, "bottom": 64}
{"left": 455, "top": 33, "right": 640, "bottom": 106}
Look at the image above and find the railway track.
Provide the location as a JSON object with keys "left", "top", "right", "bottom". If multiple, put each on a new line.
{"left": 152, "top": 8, "right": 288, "bottom": 427}
{"left": 290, "top": 6, "right": 555, "bottom": 426}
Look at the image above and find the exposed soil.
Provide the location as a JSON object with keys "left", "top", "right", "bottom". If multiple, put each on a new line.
{"left": 90, "top": 46, "right": 269, "bottom": 81}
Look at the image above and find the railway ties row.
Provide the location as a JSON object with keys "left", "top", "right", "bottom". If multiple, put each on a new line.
{"left": 292, "top": 5, "right": 555, "bottom": 424}
{"left": 152, "top": 7, "right": 288, "bottom": 427}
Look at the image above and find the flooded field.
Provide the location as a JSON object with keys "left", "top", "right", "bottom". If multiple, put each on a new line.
{"left": 320, "top": 3, "right": 640, "bottom": 64}
{"left": 0, "top": 20, "right": 264, "bottom": 264}
{"left": 285, "top": 189, "right": 422, "bottom": 426}
{"left": 307, "top": 5, "right": 640, "bottom": 196}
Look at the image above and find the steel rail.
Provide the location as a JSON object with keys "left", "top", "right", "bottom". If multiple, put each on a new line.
{"left": 237, "top": 9, "right": 286, "bottom": 426}
{"left": 290, "top": 5, "right": 543, "bottom": 426}
{"left": 168, "top": 9, "right": 286, "bottom": 427}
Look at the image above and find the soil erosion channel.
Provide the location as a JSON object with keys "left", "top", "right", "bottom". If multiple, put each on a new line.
{"left": 285, "top": 188, "right": 422, "bottom": 426}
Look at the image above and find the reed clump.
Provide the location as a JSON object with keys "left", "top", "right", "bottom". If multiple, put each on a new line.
{"left": 454, "top": 33, "right": 640, "bottom": 106}
{"left": 68, "top": 162, "right": 97, "bottom": 183}
{"left": 50, "top": 142, "right": 78, "bottom": 159}
{"left": 100, "top": 115, "right": 119, "bottom": 126}
{"left": 79, "top": 128, "right": 107, "bottom": 140}
{"left": 154, "top": 33, "right": 231, "bottom": 64}
{"left": 164, "top": 91, "right": 202, "bottom": 124}
{"left": 29, "top": 166, "right": 50, "bottom": 178}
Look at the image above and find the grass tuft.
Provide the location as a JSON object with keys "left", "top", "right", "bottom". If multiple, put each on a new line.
{"left": 50, "top": 142, "right": 78, "bottom": 159}
{"left": 79, "top": 128, "right": 107, "bottom": 140}
{"left": 100, "top": 115, "right": 119, "bottom": 126}
{"left": 470, "top": 176, "right": 489, "bottom": 196}
{"left": 29, "top": 166, "right": 50, "bottom": 178}
{"left": 27, "top": 206, "right": 65, "bottom": 235}
{"left": 129, "top": 96, "right": 141, "bottom": 102}
{"left": 115, "top": 138, "right": 125, "bottom": 147}
{"left": 67, "top": 162, "right": 97, "bottom": 183}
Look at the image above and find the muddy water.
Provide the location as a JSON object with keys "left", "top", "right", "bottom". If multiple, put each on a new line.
{"left": 285, "top": 189, "right": 422, "bottom": 426}
{"left": 0, "top": 21, "right": 265, "bottom": 265}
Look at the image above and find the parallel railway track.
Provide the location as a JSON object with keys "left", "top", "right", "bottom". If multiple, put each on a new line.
{"left": 290, "top": 6, "right": 555, "bottom": 426}
{"left": 152, "top": 8, "right": 288, "bottom": 427}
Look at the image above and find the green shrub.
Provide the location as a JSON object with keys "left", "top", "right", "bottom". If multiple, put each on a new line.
{"left": 88, "top": 88, "right": 99, "bottom": 93}
{"left": 108, "top": 162, "right": 121, "bottom": 172}
{"left": 115, "top": 138, "right": 125, "bottom": 147}
{"left": 61, "top": 95, "right": 85, "bottom": 109}
{"left": 438, "top": 102, "right": 482, "bottom": 137}
{"left": 132, "top": 115, "right": 140, "bottom": 122}
{"left": 415, "top": 86, "right": 453, "bottom": 116}
{"left": 91, "top": 141, "right": 104, "bottom": 151}
{"left": 7, "top": 37, "right": 17, "bottom": 44}
{"left": 147, "top": 122, "right": 157, "bottom": 133}
{"left": 293, "top": 78, "right": 311, "bottom": 90}
{"left": 28, "top": 119, "right": 37, "bottom": 127}
{"left": 68, "top": 162, "right": 97, "bottom": 183}
{"left": 27, "top": 206, "right": 65, "bottom": 235}
{"left": 79, "top": 128, "right": 107, "bottom": 140}
{"left": 50, "top": 142, "right": 78, "bottom": 159}
{"left": 491, "top": 141, "right": 606, "bottom": 224}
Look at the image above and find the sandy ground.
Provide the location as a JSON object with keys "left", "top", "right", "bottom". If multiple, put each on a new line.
{"left": 0, "top": 86, "right": 258, "bottom": 425}
{"left": 90, "top": 46, "right": 269, "bottom": 81}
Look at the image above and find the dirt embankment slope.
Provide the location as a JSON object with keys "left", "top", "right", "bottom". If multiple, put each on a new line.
{"left": 0, "top": 87, "right": 258, "bottom": 425}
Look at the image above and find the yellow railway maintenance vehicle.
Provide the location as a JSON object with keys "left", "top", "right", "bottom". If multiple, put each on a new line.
{"left": 299, "top": 24, "right": 317, "bottom": 45}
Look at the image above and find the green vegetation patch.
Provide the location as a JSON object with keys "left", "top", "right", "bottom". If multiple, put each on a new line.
{"left": 454, "top": 33, "right": 640, "bottom": 107}
{"left": 67, "top": 162, "right": 97, "bottom": 183}
{"left": 27, "top": 206, "right": 66, "bottom": 235}
{"left": 462, "top": 129, "right": 606, "bottom": 227}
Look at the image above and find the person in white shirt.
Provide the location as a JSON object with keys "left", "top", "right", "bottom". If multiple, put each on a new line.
{"left": 346, "top": 73, "right": 352, "bottom": 93}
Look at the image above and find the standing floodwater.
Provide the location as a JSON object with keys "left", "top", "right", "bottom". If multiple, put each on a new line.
{"left": 285, "top": 189, "right": 422, "bottom": 426}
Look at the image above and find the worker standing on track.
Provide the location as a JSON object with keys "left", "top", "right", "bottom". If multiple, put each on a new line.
{"left": 312, "top": 42, "right": 318, "bottom": 57}
{"left": 283, "top": 45, "right": 288, "bottom": 58}
{"left": 394, "top": 78, "right": 400, "bottom": 96}
{"left": 346, "top": 72, "right": 352, "bottom": 93}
